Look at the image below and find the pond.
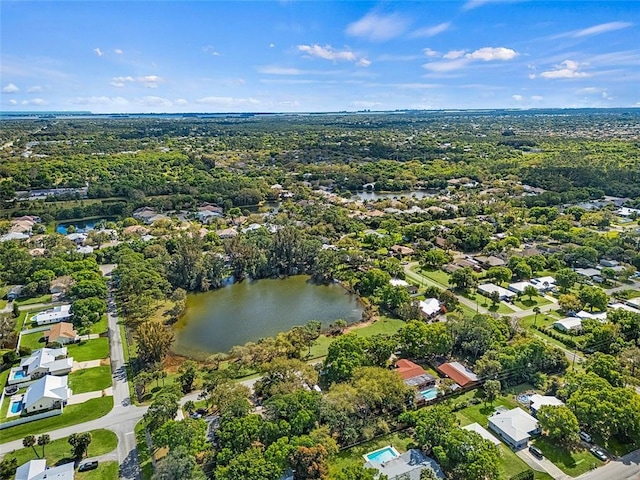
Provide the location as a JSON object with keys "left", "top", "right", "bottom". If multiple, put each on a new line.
{"left": 352, "top": 190, "right": 438, "bottom": 201}
{"left": 172, "top": 275, "right": 364, "bottom": 357}
{"left": 56, "top": 218, "right": 111, "bottom": 234}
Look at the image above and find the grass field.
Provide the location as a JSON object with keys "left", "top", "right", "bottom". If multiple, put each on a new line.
{"left": 307, "top": 316, "right": 405, "bottom": 359}
{"left": 89, "top": 315, "right": 108, "bottom": 335}
{"left": 532, "top": 436, "right": 603, "bottom": 477}
{"left": 514, "top": 296, "right": 553, "bottom": 310}
{"left": 77, "top": 461, "right": 119, "bottom": 480}
{"left": 4, "top": 428, "right": 117, "bottom": 467}
{"left": 19, "top": 331, "right": 47, "bottom": 351}
{"left": 0, "top": 397, "right": 113, "bottom": 443}
{"left": 67, "top": 337, "right": 110, "bottom": 361}
{"left": 16, "top": 295, "right": 53, "bottom": 306}
{"left": 69, "top": 366, "right": 112, "bottom": 394}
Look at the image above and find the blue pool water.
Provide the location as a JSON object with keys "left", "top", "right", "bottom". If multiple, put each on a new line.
{"left": 364, "top": 446, "right": 400, "bottom": 464}
{"left": 420, "top": 387, "right": 439, "bottom": 401}
{"left": 10, "top": 400, "right": 23, "bottom": 414}
{"left": 13, "top": 371, "right": 26, "bottom": 379}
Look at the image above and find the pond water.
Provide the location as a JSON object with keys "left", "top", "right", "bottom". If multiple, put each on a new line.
{"left": 172, "top": 275, "right": 364, "bottom": 357}
{"left": 352, "top": 190, "right": 438, "bottom": 201}
{"left": 56, "top": 218, "right": 110, "bottom": 234}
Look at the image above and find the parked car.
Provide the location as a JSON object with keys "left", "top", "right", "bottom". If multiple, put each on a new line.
{"left": 579, "top": 431, "right": 592, "bottom": 443}
{"left": 4, "top": 385, "right": 18, "bottom": 395}
{"left": 529, "top": 445, "right": 544, "bottom": 459}
{"left": 78, "top": 461, "right": 98, "bottom": 472}
{"left": 590, "top": 447, "right": 608, "bottom": 462}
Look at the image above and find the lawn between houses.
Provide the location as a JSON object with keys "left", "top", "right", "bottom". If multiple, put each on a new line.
{"left": 0, "top": 397, "right": 113, "bottom": 443}
{"left": 5, "top": 428, "right": 117, "bottom": 467}
{"left": 76, "top": 461, "right": 119, "bottom": 480}
{"left": 68, "top": 365, "right": 112, "bottom": 394}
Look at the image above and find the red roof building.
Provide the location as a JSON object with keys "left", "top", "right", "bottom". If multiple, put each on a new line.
{"left": 437, "top": 362, "right": 479, "bottom": 387}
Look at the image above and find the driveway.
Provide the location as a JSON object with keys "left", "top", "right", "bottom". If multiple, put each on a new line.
{"left": 516, "top": 448, "right": 570, "bottom": 480}
{"left": 72, "top": 360, "right": 102, "bottom": 371}
{"left": 67, "top": 388, "right": 113, "bottom": 405}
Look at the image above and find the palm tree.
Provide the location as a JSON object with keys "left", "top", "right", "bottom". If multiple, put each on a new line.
{"left": 533, "top": 306, "right": 541, "bottom": 327}
{"left": 37, "top": 435, "right": 50, "bottom": 458}
{"left": 184, "top": 400, "right": 196, "bottom": 415}
{"left": 23, "top": 435, "right": 39, "bottom": 458}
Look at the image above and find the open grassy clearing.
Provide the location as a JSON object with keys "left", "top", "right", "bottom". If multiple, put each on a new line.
{"left": 76, "top": 461, "right": 119, "bottom": 480}
{"left": 4, "top": 429, "right": 117, "bottom": 467}
{"left": 67, "top": 337, "right": 109, "bottom": 362}
{"left": 0, "top": 397, "right": 113, "bottom": 443}
{"left": 532, "top": 436, "right": 603, "bottom": 477}
{"left": 69, "top": 365, "right": 112, "bottom": 394}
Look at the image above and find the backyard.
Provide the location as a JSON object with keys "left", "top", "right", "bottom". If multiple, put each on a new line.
{"left": 67, "top": 337, "right": 110, "bottom": 362}
{"left": 69, "top": 365, "right": 112, "bottom": 394}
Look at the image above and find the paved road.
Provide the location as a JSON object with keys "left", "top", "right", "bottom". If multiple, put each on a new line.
{"left": 517, "top": 449, "right": 569, "bottom": 480}
{"left": 576, "top": 448, "right": 640, "bottom": 480}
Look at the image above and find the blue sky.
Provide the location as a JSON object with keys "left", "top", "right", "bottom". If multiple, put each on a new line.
{"left": 1, "top": 1, "right": 639, "bottom": 113}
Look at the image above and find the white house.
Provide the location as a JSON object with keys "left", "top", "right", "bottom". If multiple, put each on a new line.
{"left": 15, "top": 459, "right": 75, "bottom": 480}
{"left": 529, "top": 394, "right": 564, "bottom": 417}
{"left": 531, "top": 276, "right": 556, "bottom": 291}
{"left": 32, "top": 305, "right": 72, "bottom": 326}
{"left": 478, "top": 283, "right": 517, "bottom": 302}
{"left": 488, "top": 407, "right": 539, "bottom": 450}
{"left": 419, "top": 298, "right": 441, "bottom": 318}
{"left": 553, "top": 317, "right": 583, "bottom": 333}
{"left": 508, "top": 281, "right": 541, "bottom": 294}
{"left": 10, "top": 347, "right": 73, "bottom": 384}
{"left": 462, "top": 423, "right": 501, "bottom": 446}
{"left": 22, "top": 375, "right": 71, "bottom": 414}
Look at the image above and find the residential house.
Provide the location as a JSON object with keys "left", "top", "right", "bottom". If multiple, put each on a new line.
{"left": 11, "top": 347, "right": 73, "bottom": 383}
{"left": 50, "top": 276, "right": 74, "bottom": 297}
{"left": 216, "top": 227, "right": 238, "bottom": 239}
{"left": 122, "top": 225, "right": 149, "bottom": 236}
{"left": 437, "top": 362, "right": 479, "bottom": 388}
{"left": 7, "top": 285, "right": 24, "bottom": 300}
{"left": 553, "top": 317, "right": 583, "bottom": 333}
{"left": 488, "top": 407, "right": 539, "bottom": 450}
{"left": 364, "top": 449, "right": 444, "bottom": 480}
{"left": 477, "top": 283, "right": 517, "bottom": 302}
{"left": 15, "top": 459, "right": 75, "bottom": 480}
{"left": 395, "top": 359, "right": 436, "bottom": 390}
{"left": 44, "top": 323, "right": 79, "bottom": 345}
{"left": 419, "top": 298, "right": 442, "bottom": 319}
{"left": 389, "top": 278, "right": 419, "bottom": 294}
{"left": 528, "top": 394, "right": 564, "bottom": 417}
{"left": 65, "top": 233, "right": 87, "bottom": 245}
{"left": 475, "top": 255, "right": 506, "bottom": 269}
{"left": 0, "top": 232, "right": 29, "bottom": 242}
{"left": 390, "top": 245, "right": 415, "bottom": 257}
{"left": 32, "top": 304, "right": 72, "bottom": 326}
{"left": 508, "top": 281, "right": 540, "bottom": 295}
{"left": 575, "top": 268, "right": 601, "bottom": 279}
{"left": 530, "top": 276, "right": 556, "bottom": 291}
{"left": 22, "top": 375, "right": 71, "bottom": 414}
{"left": 600, "top": 259, "right": 619, "bottom": 268}
{"left": 133, "top": 207, "right": 159, "bottom": 223}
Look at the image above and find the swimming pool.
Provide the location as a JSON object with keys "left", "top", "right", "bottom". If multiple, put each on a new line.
{"left": 517, "top": 393, "right": 533, "bottom": 404}
{"left": 10, "top": 400, "right": 23, "bottom": 414}
{"left": 13, "top": 371, "right": 27, "bottom": 379}
{"left": 420, "top": 387, "right": 439, "bottom": 401}
{"left": 363, "top": 446, "right": 400, "bottom": 464}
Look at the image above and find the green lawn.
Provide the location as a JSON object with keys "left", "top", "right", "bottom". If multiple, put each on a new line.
{"left": 519, "top": 312, "right": 561, "bottom": 330}
{"left": 419, "top": 268, "right": 451, "bottom": 288}
{"left": 89, "top": 314, "right": 108, "bottom": 335}
{"left": 16, "top": 294, "right": 53, "bottom": 306}
{"left": 4, "top": 428, "right": 117, "bottom": 467}
{"left": 19, "top": 331, "right": 47, "bottom": 351}
{"left": 328, "top": 430, "right": 415, "bottom": 477}
{"left": 474, "top": 294, "right": 515, "bottom": 314}
{"left": 77, "top": 461, "right": 119, "bottom": 480}
{"left": 67, "top": 337, "right": 110, "bottom": 361}
{"left": 307, "top": 317, "right": 405, "bottom": 359}
{"left": 513, "top": 296, "right": 552, "bottom": 310}
{"left": 532, "top": 436, "right": 603, "bottom": 477}
{"left": 69, "top": 366, "right": 112, "bottom": 394}
{"left": 0, "top": 397, "right": 113, "bottom": 443}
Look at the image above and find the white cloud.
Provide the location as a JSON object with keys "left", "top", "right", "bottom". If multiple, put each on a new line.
{"left": 424, "top": 46, "right": 517, "bottom": 72}
{"left": 443, "top": 50, "right": 466, "bottom": 60}
{"left": 559, "top": 21, "right": 633, "bottom": 38}
{"left": 577, "top": 87, "right": 600, "bottom": 94}
{"left": 346, "top": 12, "right": 409, "bottom": 42}
{"left": 71, "top": 96, "right": 130, "bottom": 106}
{"left": 351, "top": 100, "right": 381, "bottom": 108}
{"left": 531, "top": 95, "right": 543, "bottom": 100}
{"left": 462, "top": 0, "right": 515, "bottom": 11}
{"left": 423, "top": 48, "right": 440, "bottom": 58}
{"left": 111, "top": 75, "right": 164, "bottom": 88}
{"left": 269, "top": 43, "right": 275, "bottom": 48}
{"left": 8, "top": 99, "right": 18, "bottom": 105}
{"left": 202, "top": 45, "right": 221, "bottom": 56}
{"left": 356, "top": 58, "right": 372, "bottom": 67}
{"left": 539, "top": 60, "right": 589, "bottom": 79}
{"left": 174, "top": 98, "right": 188, "bottom": 106}
{"left": 140, "top": 96, "right": 173, "bottom": 107}
{"left": 466, "top": 47, "right": 517, "bottom": 61}
{"left": 298, "top": 44, "right": 357, "bottom": 62}
{"left": 93, "top": 48, "right": 104, "bottom": 57}
{"left": 2, "top": 83, "right": 19, "bottom": 93}
{"left": 21, "top": 98, "right": 47, "bottom": 106}
{"left": 114, "top": 49, "right": 124, "bottom": 55}
{"left": 27, "top": 85, "right": 43, "bottom": 93}
{"left": 512, "top": 94, "right": 523, "bottom": 101}
{"left": 195, "top": 96, "right": 261, "bottom": 107}
{"left": 411, "top": 22, "right": 451, "bottom": 38}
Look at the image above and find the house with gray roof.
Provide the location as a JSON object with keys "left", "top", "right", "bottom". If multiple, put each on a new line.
{"left": 15, "top": 459, "right": 74, "bottom": 480}
{"left": 22, "top": 374, "right": 71, "bottom": 414}
{"left": 364, "top": 449, "right": 444, "bottom": 480}
{"left": 488, "top": 407, "right": 539, "bottom": 450}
